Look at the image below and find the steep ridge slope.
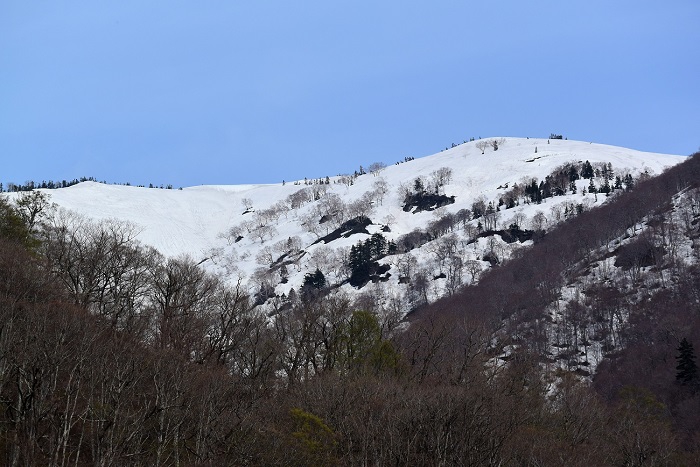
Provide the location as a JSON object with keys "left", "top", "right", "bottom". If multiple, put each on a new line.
{"left": 412, "top": 150, "right": 700, "bottom": 371}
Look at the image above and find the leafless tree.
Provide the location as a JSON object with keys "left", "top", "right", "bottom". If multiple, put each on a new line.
{"left": 368, "top": 162, "right": 386, "bottom": 177}
{"left": 475, "top": 140, "right": 489, "bottom": 154}
{"left": 219, "top": 224, "right": 244, "bottom": 245}
{"left": 483, "top": 207, "right": 500, "bottom": 231}
{"left": 445, "top": 255, "right": 464, "bottom": 295}
{"left": 255, "top": 246, "right": 275, "bottom": 266}
{"left": 300, "top": 212, "right": 323, "bottom": 239}
{"left": 252, "top": 223, "right": 277, "bottom": 243}
{"left": 287, "top": 188, "right": 312, "bottom": 211}
{"left": 309, "top": 245, "right": 332, "bottom": 273}
{"left": 373, "top": 178, "right": 389, "bottom": 205}
{"left": 241, "top": 197, "right": 254, "bottom": 211}
{"left": 148, "top": 255, "right": 220, "bottom": 358}
{"left": 314, "top": 193, "right": 346, "bottom": 229}
{"left": 396, "top": 253, "right": 419, "bottom": 279}
{"left": 464, "top": 259, "right": 483, "bottom": 283}
{"left": 382, "top": 213, "right": 396, "bottom": 228}
{"left": 431, "top": 167, "right": 454, "bottom": 189}
{"left": 510, "top": 210, "right": 527, "bottom": 230}
{"left": 425, "top": 233, "right": 459, "bottom": 273}
{"left": 531, "top": 210, "right": 547, "bottom": 230}
{"left": 346, "top": 192, "right": 375, "bottom": 219}
{"left": 396, "top": 181, "right": 413, "bottom": 202}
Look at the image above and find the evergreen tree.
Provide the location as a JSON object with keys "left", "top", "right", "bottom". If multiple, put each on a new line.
{"left": 540, "top": 179, "right": 553, "bottom": 199}
{"left": 525, "top": 180, "right": 542, "bottom": 203}
{"left": 588, "top": 178, "right": 597, "bottom": 194}
{"left": 367, "top": 233, "right": 387, "bottom": 260}
{"left": 676, "top": 338, "right": 698, "bottom": 386}
{"left": 568, "top": 165, "right": 579, "bottom": 182}
{"left": 303, "top": 269, "right": 326, "bottom": 290}
{"left": 348, "top": 242, "right": 372, "bottom": 287}
{"left": 581, "top": 160, "right": 594, "bottom": 179}
{"left": 614, "top": 176, "right": 623, "bottom": 190}
{"left": 413, "top": 177, "right": 424, "bottom": 194}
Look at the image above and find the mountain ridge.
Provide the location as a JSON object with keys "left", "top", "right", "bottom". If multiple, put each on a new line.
{"left": 12, "top": 137, "right": 685, "bottom": 314}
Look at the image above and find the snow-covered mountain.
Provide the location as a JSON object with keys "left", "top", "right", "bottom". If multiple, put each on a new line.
{"left": 26, "top": 137, "right": 685, "bottom": 311}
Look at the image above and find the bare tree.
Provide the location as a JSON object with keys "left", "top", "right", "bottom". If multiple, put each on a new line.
{"left": 148, "top": 255, "right": 220, "bottom": 357}
{"left": 252, "top": 223, "right": 277, "bottom": 243}
{"left": 464, "top": 259, "right": 483, "bottom": 283}
{"left": 219, "top": 224, "right": 244, "bottom": 245}
{"left": 309, "top": 245, "right": 332, "bottom": 274}
{"left": 346, "top": 193, "right": 375, "bottom": 219}
{"left": 241, "top": 197, "right": 254, "bottom": 212}
{"left": 531, "top": 210, "right": 547, "bottom": 231}
{"left": 373, "top": 178, "right": 389, "bottom": 205}
{"left": 511, "top": 210, "right": 527, "bottom": 230}
{"left": 368, "top": 162, "right": 387, "bottom": 177}
{"left": 445, "top": 255, "right": 464, "bottom": 295}
{"left": 255, "top": 246, "right": 275, "bottom": 266}
{"left": 287, "top": 188, "right": 312, "bottom": 211}
{"left": 475, "top": 140, "right": 489, "bottom": 154}
{"left": 396, "top": 253, "right": 419, "bottom": 280}
{"left": 314, "top": 193, "right": 346, "bottom": 229}
{"left": 483, "top": 206, "right": 500, "bottom": 231}
{"left": 40, "top": 211, "right": 155, "bottom": 329}
{"left": 301, "top": 212, "right": 323, "bottom": 239}
{"left": 382, "top": 213, "right": 396, "bottom": 229}
{"left": 425, "top": 233, "right": 459, "bottom": 273}
{"left": 431, "top": 167, "right": 454, "bottom": 189}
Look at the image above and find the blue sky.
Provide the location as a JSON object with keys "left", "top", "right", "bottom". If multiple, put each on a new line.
{"left": 2, "top": 1, "right": 699, "bottom": 188}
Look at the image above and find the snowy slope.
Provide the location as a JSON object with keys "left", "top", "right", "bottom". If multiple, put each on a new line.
{"left": 20, "top": 138, "right": 686, "bottom": 309}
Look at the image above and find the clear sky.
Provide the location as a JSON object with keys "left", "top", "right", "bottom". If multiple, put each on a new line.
{"left": 2, "top": 1, "right": 699, "bottom": 188}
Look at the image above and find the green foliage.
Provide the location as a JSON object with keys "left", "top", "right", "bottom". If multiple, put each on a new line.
{"left": 0, "top": 197, "right": 38, "bottom": 250}
{"left": 341, "top": 310, "right": 401, "bottom": 375}
{"left": 617, "top": 386, "right": 668, "bottom": 420}
{"left": 370, "top": 339, "right": 402, "bottom": 374}
{"left": 288, "top": 408, "right": 338, "bottom": 466}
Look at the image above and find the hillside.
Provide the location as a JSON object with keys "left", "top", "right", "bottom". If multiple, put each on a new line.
{"left": 20, "top": 137, "right": 683, "bottom": 313}
{"left": 410, "top": 149, "right": 700, "bottom": 444}
{"left": 3, "top": 142, "right": 700, "bottom": 465}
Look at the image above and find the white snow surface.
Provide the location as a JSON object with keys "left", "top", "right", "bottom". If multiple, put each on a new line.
{"left": 22, "top": 138, "right": 686, "bottom": 305}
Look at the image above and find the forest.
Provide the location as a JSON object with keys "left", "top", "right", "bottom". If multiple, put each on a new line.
{"left": 0, "top": 150, "right": 699, "bottom": 465}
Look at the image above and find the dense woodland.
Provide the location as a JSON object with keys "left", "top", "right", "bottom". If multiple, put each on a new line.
{"left": 1, "top": 151, "right": 700, "bottom": 465}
